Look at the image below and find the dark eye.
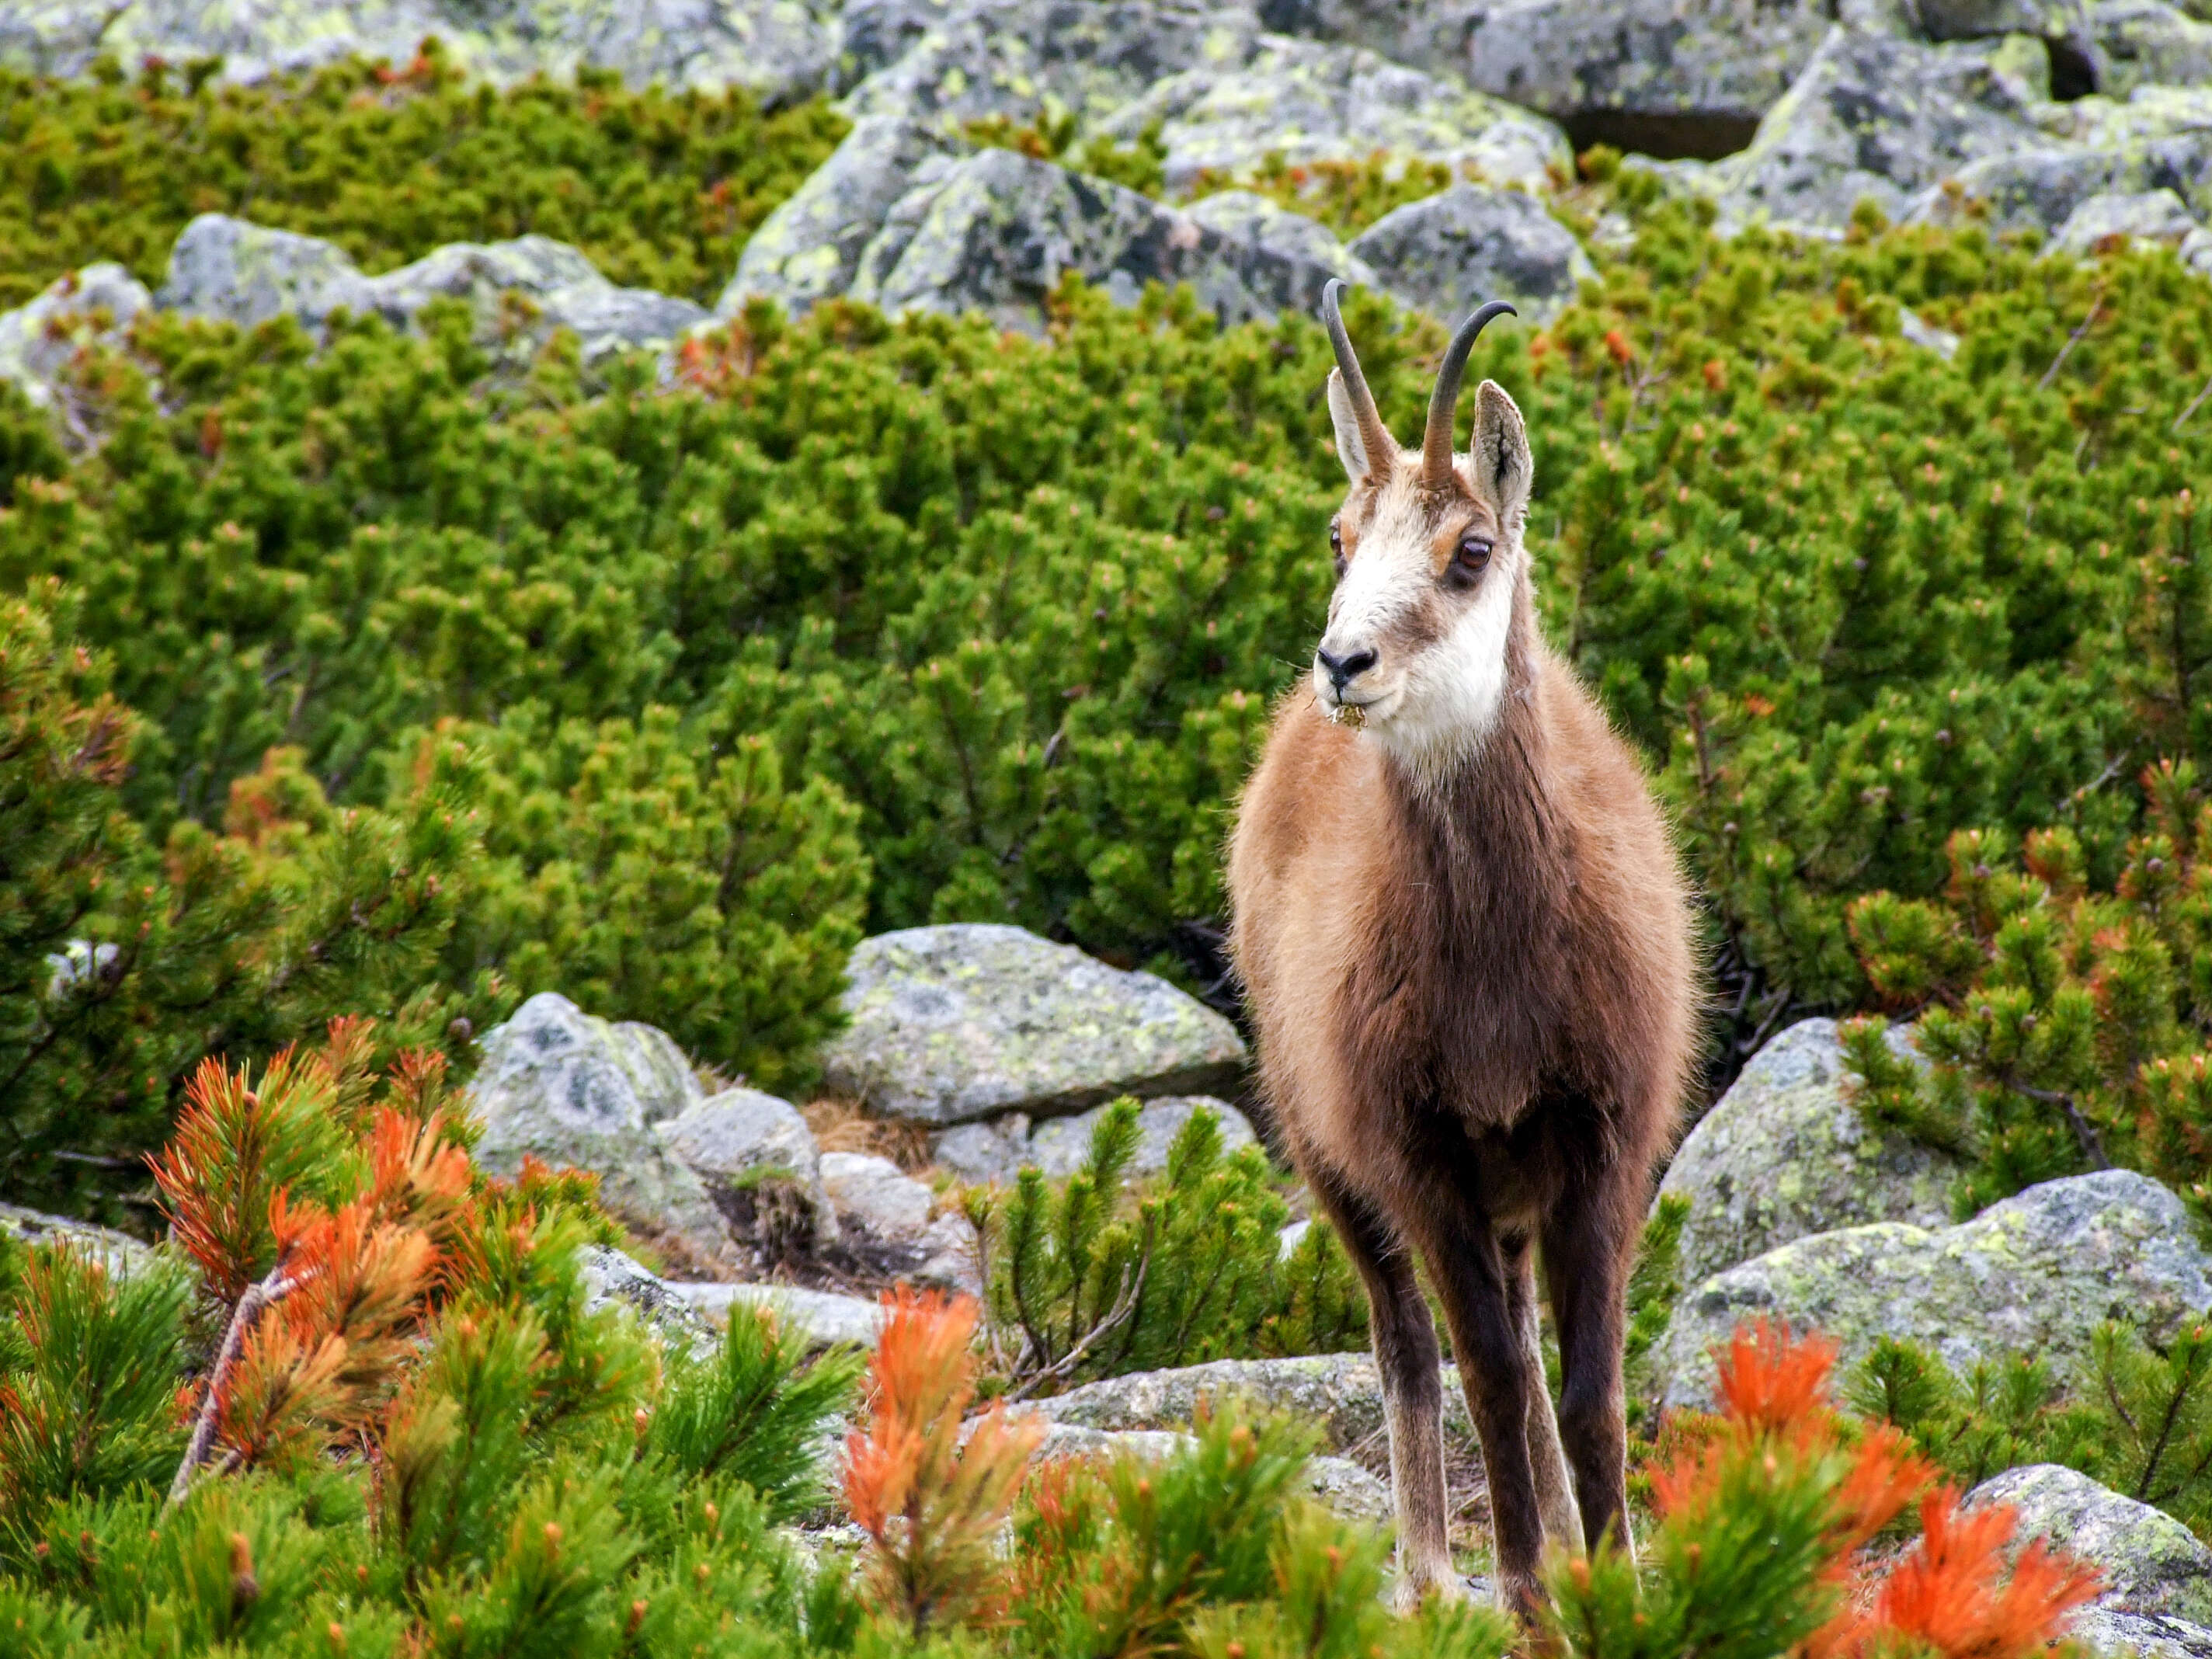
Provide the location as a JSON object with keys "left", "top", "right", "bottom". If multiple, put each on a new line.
{"left": 1457, "top": 533, "right": 1493, "bottom": 572}
{"left": 1329, "top": 520, "right": 1346, "bottom": 576}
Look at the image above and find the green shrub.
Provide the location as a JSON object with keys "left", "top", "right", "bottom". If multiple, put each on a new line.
{"left": 1849, "top": 1321, "right": 2212, "bottom": 1534}
{"left": 0, "top": 45, "right": 847, "bottom": 307}
{"left": 979, "top": 1098, "right": 1369, "bottom": 1389}
{"left": 1187, "top": 151, "right": 1466, "bottom": 237}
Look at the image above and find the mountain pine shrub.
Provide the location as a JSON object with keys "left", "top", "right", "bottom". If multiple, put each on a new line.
{"left": 0, "top": 45, "right": 847, "bottom": 307}
{"left": 1851, "top": 1320, "right": 2212, "bottom": 1533}
{"left": 977, "top": 1097, "right": 1368, "bottom": 1391}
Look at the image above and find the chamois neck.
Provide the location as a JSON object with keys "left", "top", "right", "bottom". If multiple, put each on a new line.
{"left": 1377, "top": 571, "right": 1545, "bottom": 805}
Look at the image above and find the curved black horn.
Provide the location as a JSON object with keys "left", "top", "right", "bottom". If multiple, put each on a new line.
{"left": 1320, "top": 279, "right": 1394, "bottom": 475}
{"left": 1422, "top": 300, "right": 1517, "bottom": 488}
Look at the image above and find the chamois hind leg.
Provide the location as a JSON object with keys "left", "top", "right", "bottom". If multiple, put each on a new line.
{"left": 1307, "top": 1168, "right": 1456, "bottom": 1608}
{"left": 1510, "top": 1243, "right": 1584, "bottom": 1554}
{"left": 1418, "top": 1204, "right": 1546, "bottom": 1621}
{"left": 1540, "top": 1163, "right": 1640, "bottom": 1563}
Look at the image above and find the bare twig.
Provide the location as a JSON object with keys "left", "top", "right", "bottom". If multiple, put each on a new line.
{"left": 2040, "top": 293, "right": 2103, "bottom": 392}
{"left": 2011, "top": 1081, "right": 2109, "bottom": 1170}
{"left": 2175, "top": 372, "right": 2212, "bottom": 434}
{"left": 1000, "top": 1243, "right": 1153, "bottom": 1405}
{"left": 166, "top": 1260, "right": 313, "bottom": 1505}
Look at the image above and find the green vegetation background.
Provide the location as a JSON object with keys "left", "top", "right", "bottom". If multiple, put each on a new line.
{"left": 5, "top": 55, "right": 2212, "bottom": 1247}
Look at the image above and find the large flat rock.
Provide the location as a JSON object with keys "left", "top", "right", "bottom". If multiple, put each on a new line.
{"left": 1347, "top": 181, "right": 1593, "bottom": 322}
{"left": 1658, "top": 1018, "right": 1962, "bottom": 1287}
{"left": 1028, "top": 1351, "right": 1472, "bottom": 1450}
{"left": 1656, "top": 1170, "right": 2212, "bottom": 1409}
{"left": 819, "top": 924, "right": 1247, "bottom": 1125}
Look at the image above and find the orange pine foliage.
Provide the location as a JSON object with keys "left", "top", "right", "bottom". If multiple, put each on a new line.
{"left": 1827, "top": 1490, "right": 2102, "bottom": 1659}
{"left": 1657, "top": 1320, "right": 2101, "bottom": 1659}
{"left": 843, "top": 1288, "right": 1044, "bottom": 1633}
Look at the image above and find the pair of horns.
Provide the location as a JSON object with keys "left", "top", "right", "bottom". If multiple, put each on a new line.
{"left": 1320, "top": 278, "right": 1516, "bottom": 489}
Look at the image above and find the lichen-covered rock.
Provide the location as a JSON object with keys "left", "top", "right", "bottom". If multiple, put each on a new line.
{"left": 2087, "top": 0, "right": 2212, "bottom": 95}
{"left": 842, "top": 147, "right": 1353, "bottom": 332}
{"left": 0, "top": 263, "right": 151, "bottom": 412}
{"left": 1025, "top": 1421, "right": 1393, "bottom": 1520}
{"left": 367, "top": 235, "right": 708, "bottom": 361}
{"left": 157, "top": 217, "right": 701, "bottom": 363}
{"left": 1968, "top": 1464, "right": 2212, "bottom": 1625}
{"left": 577, "top": 1245, "right": 718, "bottom": 1345}
{"left": 1024, "top": 1094, "right": 1262, "bottom": 1180}
{"left": 1713, "top": 27, "right": 2049, "bottom": 231}
{"left": 838, "top": 0, "right": 1262, "bottom": 141}
{"left": 1657, "top": 1169, "right": 2212, "bottom": 1409}
{"left": 659, "top": 1087, "right": 838, "bottom": 1249}
{"left": 158, "top": 214, "right": 380, "bottom": 332}
{"left": 821, "top": 923, "right": 1247, "bottom": 1126}
{"left": 1907, "top": 130, "right": 2212, "bottom": 235}
{"left": 1184, "top": 191, "right": 1375, "bottom": 280}
{"left": 2071, "top": 1610, "right": 2212, "bottom": 1659}
{"left": 1030, "top": 1351, "right": 1475, "bottom": 1450}
{"left": 468, "top": 993, "right": 735, "bottom": 1267}
{"left": 1456, "top": 0, "right": 1838, "bottom": 130}
{"left": 0, "top": 1202, "right": 162, "bottom": 1278}
{"left": 1346, "top": 183, "right": 1594, "bottom": 322}
{"left": 671, "top": 1281, "right": 886, "bottom": 1347}
{"left": 2, "top": 0, "right": 843, "bottom": 108}
{"left": 2054, "top": 186, "right": 2204, "bottom": 251}
{"left": 1657, "top": 1018, "right": 1962, "bottom": 1287}
{"left": 718, "top": 114, "right": 948, "bottom": 318}
{"left": 1096, "top": 35, "right": 1570, "bottom": 195}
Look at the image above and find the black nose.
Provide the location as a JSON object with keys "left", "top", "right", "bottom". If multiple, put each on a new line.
{"left": 1316, "top": 645, "right": 1376, "bottom": 691}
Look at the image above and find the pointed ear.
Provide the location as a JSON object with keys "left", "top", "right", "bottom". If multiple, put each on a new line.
{"left": 1466, "top": 380, "right": 1532, "bottom": 527}
{"left": 1326, "top": 367, "right": 1372, "bottom": 482}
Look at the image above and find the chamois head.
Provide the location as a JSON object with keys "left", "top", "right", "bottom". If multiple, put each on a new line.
{"left": 1313, "top": 280, "right": 1532, "bottom": 777}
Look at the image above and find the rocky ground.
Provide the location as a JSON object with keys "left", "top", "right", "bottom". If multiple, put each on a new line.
{"left": 10, "top": 0, "right": 2212, "bottom": 402}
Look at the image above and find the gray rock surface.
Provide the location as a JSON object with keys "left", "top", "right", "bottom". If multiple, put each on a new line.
{"left": 2071, "top": 1610, "right": 2212, "bottom": 1659}
{"left": 2054, "top": 185, "right": 2205, "bottom": 249}
{"left": 1347, "top": 183, "right": 1594, "bottom": 322}
{"left": 0, "top": 1203, "right": 162, "bottom": 1278}
{"left": 839, "top": 0, "right": 1262, "bottom": 141}
{"left": 2089, "top": 0, "right": 2212, "bottom": 96}
{"left": 821, "top": 1150, "right": 936, "bottom": 1239}
{"left": 1024, "top": 1094, "right": 1261, "bottom": 1180}
{"left": 1458, "top": 0, "right": 1838, "bottom": 128}
{"left": 659, "top": 1087, "right": 838, "bottom": 1248}
{"left": 468, "top": 993, "right": 734, "bottom": 1267}
{"left": 671, "top": 1280, "right": 886, "bottom": 1347}
{"left": 1657, "top": 1169, "right": 2212, "bottom": 1409}
{"left": 0, "top": 264, "right": 151, "bottom": 412}
{"left": 718, "top": 114, "right": 948, "bottom": 318}
{"left": 158, "top": 217, "right": 701, "bottom": 362}
{"left": 578, "top": 1245, "right": 718, "bottom": 1345}
{"left": 367, "top": 235, "right": 708, "bottom": 360}
{"left": 821, "top": 923, "right": 1247, "bottom": 1125}
{"left": 843, "top": 147, "right": 1355, "bottom": 332}
{"left": 1031, "top": 1351, "right": 1474, "bottom": 1451}
{"left": 1184, "top": 191, "right": 1375, "bottom": 281}
{"left": 158, "top": 214, "right": 381, "bottom": 333}
{"left": 1658, "top": 1018, "right": 1963, "bottom": 1288}
{"left": 1096, "top": 34, "right": 1570, "bottom": 195}
{"left": 0, "top": 0, "right": 842, "bottom": 109}
{"left": 1968, "top": 1464, "right": 2212, "bottom": 1625}
{"left": 1713, "top": 28, "right": 2050, "bottom": 231}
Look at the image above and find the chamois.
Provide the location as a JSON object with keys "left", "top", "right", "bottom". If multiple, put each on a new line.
{"left": 1227, "top": 282, "right": 1696, "bottom": 1615}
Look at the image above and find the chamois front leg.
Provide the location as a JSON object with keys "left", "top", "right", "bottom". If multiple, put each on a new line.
{"left": 1542, "top": 1167, "right": 1640, "bottom": 1562}
{"left": 1308, "top": 1170, "right": 1458, "bottom": 1608}
{"left": 1423, "top": 1210, "right": 1546, "bottom": 1621}
{"left": 1509, "top": 1240, "right": 1584, "bottom": 1553}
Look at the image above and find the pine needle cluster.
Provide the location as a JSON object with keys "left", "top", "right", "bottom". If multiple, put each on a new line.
{"left": 976, "top": 1099, "right": 1367, "bottom": 1392}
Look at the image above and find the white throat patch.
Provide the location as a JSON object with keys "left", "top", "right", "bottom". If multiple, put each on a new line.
{"left": 1369, "top": 555, "right": 1519, "bottom": 786}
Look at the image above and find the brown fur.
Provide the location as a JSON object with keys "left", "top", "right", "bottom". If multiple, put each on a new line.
{"left": 1228, "top": 383, "right": 1696, "bottom": 1615}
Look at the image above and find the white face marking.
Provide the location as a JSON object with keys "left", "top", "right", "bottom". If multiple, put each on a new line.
{"left": 1311, "top": 461, "right": 1520, "bottom": 785}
